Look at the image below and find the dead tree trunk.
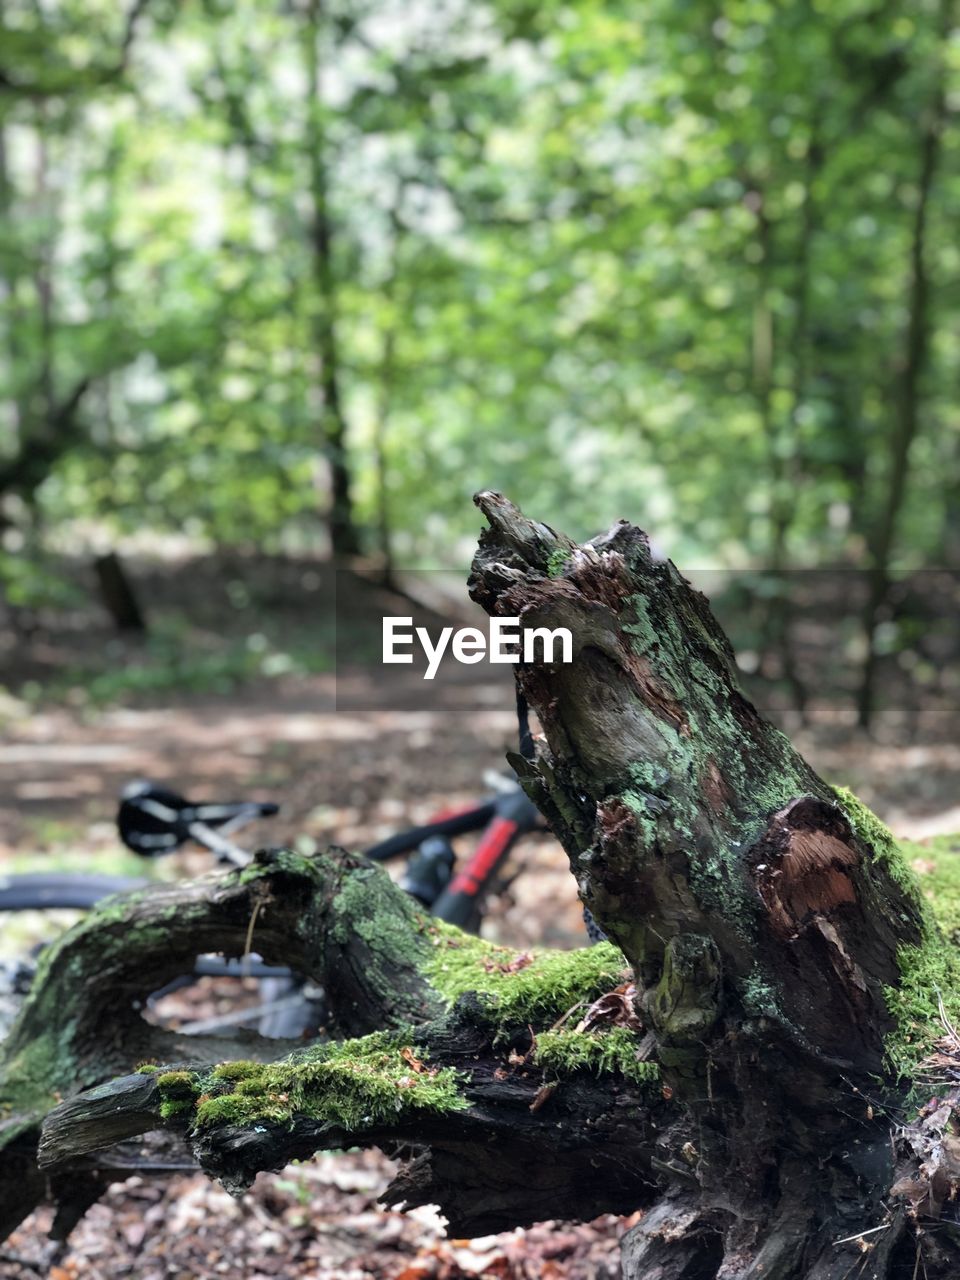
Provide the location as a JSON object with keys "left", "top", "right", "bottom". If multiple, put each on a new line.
{"left": 468, "top": 494, "right": 957, "bottom": 1277}
{"left": 3, "top": 493, "right": 959, "bottom": 1279}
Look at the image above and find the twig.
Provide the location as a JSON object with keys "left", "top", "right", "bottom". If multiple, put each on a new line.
{"left": 832, "top": 1224, "right": 889, "bottom": 1247}
{"left": 934, "top": 985, "right": 960, "bottom": 1051}
{"left": 242, "top": 897, "right": 265, "bottom": 976}
{"left": 549, "top": 999, "right": 585, "bottom": 1032}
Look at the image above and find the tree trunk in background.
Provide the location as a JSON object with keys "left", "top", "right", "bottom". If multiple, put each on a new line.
{"left": 0, "top": 122, "right": 91, "bottom": 512}
{"left": 0, "top": 126, "right": 26, "bottom": 472}
{"left": 857, "top": 31, "right": 946, "bottom": 728}
{"left": 373, "top": 209, "right": 405, "bottom": 587}
{"left": 34, "top": 125, "right": 56, "bottom": 435}
{"left": 93, "top": 551, "right": 146, "bottom": 632}
{"left": 751, "top": 193, "right": 805, "bottom": 718}
{"left": 762, "top": 121, "right": 823, "bottom": 722}
{"left": 374, "top": 321, "right": 396, "bottom": 586}
{"left": 302, "top": 0, "right": 360, "bottom": 558}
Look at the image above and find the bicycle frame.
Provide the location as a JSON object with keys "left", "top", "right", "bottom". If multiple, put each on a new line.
{"left": 0, "top": 783, "right": 545, "bottom": 924}
{"left": 0, "top": 780, "right": 549, "bottom": 1041}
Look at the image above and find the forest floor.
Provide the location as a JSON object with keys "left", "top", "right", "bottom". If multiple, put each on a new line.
{"left": 1, "top": 553, "right": 958, "bottom": 1278}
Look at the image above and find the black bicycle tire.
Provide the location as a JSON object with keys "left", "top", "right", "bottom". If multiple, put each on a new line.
{"left": 0, "top": 871, "right": 150, "bottom": 911}
{"left": 0, "top": 874, "right": 292, "bottom": 979}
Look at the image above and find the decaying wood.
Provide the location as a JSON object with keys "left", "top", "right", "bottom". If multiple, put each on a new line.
{"left": 0, "top": 845, "right": 436, "bottom": 1239}
{"left": 36, "top": 1019, "right": 666, "bottom": 1237}
{"left": 466, "top": 492, "right": 950, "bottom": 1277}
{"left": 0, "top": 845, "right": 670, "bottom": 1240}
{"left": 3, "top": 493, "right": 959, "bottom": 1278}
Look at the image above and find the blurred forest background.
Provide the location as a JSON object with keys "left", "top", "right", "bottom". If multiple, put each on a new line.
{"left": 1, "top": 0, "right": 959, "bottom": 747}
{"left": 3, "top": 5, "right": 960, "bottom": 1271}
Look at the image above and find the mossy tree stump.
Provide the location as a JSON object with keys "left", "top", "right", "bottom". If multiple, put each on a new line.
{"left": 4, "top": 493, "right": 960, "bottom": 1279}
{"left": 0, "top": 845, "right": 666, "bottom": 1245}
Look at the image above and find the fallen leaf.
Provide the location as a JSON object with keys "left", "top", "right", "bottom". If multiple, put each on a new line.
{"left": 575, "top": 983, "right": 643, "bottom": 1034}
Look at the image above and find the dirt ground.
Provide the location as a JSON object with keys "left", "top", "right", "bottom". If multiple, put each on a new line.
{"left": 1, "top": 556, "right": 958, "bottom": 1278}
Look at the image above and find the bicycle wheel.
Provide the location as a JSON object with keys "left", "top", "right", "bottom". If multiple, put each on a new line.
{"left": 0, "top": 871, "right": 148, "bottom": 911}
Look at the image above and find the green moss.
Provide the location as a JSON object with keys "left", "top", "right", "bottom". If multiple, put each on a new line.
{"left": 423, "top": 924, "right": 629, "bottom": 1030}
{"left": 190, "top": 1031, "right": 467, "bottom": 1131}
{"left": 832, "top": 786, "right": 923, "bottom": 901}
{"left": 534, "top": 1026, "right": 659, "bottom": 1088}
{"left": 546, "top": 547, "right": 571, "bottom": 578}
{"left": 154, "top": 1069, "right": 201, "bottom": 1120}
{"left": 627, "top": 761, "right": 670, "bottom": 793}
{"left": 233, "top": 1078, "right": 267, "bottom": 1096}
{"left": 236, "top": 846, "right": 321, "bottom": 885}
{"left": 620, "top": 790, "right": 659, "bottom": 844}
{"left": 156, "top": 1070, "right": 195, "bottom": 1091}
{"left": 148, "top": 1067, "right": 202, "bottom": 1122}
{"left": 195, "top": 1091, "right": 286, "bottom": 1127}
{"left": 909, "top": 833, "right": 960, "bottom": 941}
{"left": 329, "top": 866, "right": 442, "bottom": 1027}
{"left": 211, "top": 1060, "right": 260, "bottom": 1082}
{"left": 135, "top": 1063, "right": 160, "bottom": 1074}
{"left": 159, "top": 1098, "right": 194, "bottom": 1119}
{"left": 883, "top": 832, "right": 960, "bottom": 1079}
{"left": 621, "top": 594, "right": 656, "bottom": 654}
{"left": 739, "top": 967, "right": 781, "bottom": 1020}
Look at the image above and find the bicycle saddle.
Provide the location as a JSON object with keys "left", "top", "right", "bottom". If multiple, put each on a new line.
{"left": 117, "top": 779, "right": 278, "bottom": 856}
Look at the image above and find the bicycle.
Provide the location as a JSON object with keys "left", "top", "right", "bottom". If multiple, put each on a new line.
{"left": 0, "top": 771, "right": 546, "bottom": 1041}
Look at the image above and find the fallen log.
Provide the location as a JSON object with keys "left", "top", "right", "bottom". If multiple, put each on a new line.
{"left": 4, "top": 493, "right": 960, "bottom": 1278}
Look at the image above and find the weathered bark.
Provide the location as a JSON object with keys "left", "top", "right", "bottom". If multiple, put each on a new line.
{"left": 4, "top": 494, "right": 959, "bottom": 1278}
{"left": 36, "top": 1010, "right": 664, "bottom": 1237}
{"left": 0, "top": 846, "right": 433, "bottom": 1238}
{"left": 465, "top": 492, "right": 954, "bottom": 1276}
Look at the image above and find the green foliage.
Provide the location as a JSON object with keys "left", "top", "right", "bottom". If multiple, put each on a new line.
{"left": 0, "top": 0, "right": 957, "bottom": 581}
{"left": 0, "top": 550, "right": 84, "bottom": 611}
